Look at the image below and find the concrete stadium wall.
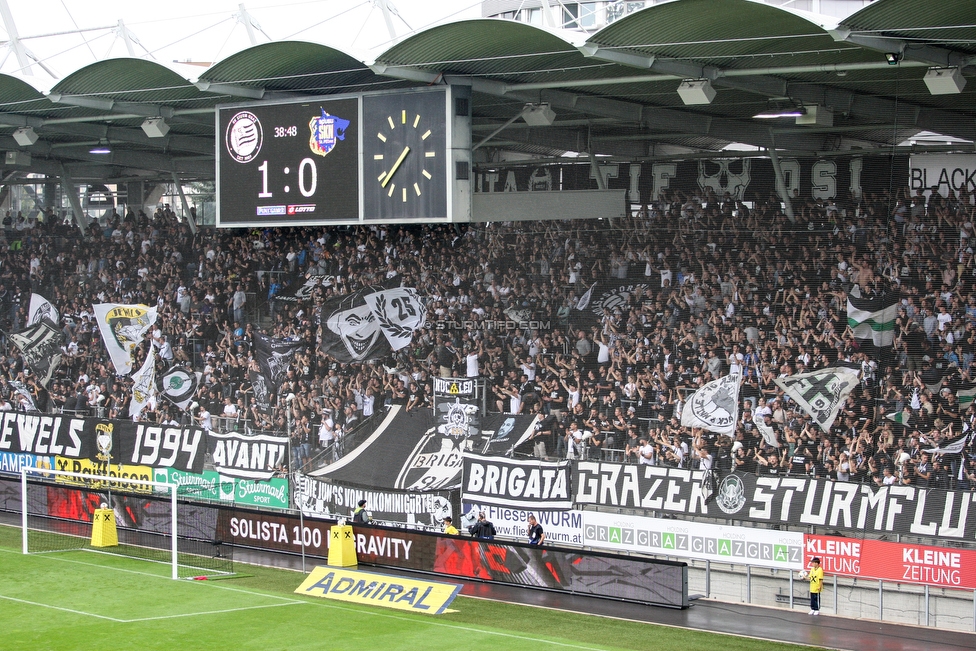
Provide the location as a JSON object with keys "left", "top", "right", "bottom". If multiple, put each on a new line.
{"left": 683, "top": 559, "right": 976, "bottom": 632}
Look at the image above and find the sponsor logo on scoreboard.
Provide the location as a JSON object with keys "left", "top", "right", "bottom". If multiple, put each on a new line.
{"left": 256, "top": 205, "right": 287, "bottom": 216}
{"left": 287, "top": 204, "right": 316, "bottom": 214}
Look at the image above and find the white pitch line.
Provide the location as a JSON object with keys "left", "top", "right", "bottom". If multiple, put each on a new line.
{"left": 287, "top": 596, "right": 613, "bottom": 651}
{"left": 0, "top": 594, "right": 126, "bottom": 622}
{"left": 121, "top": 601, "right": 305, "bottom": 623}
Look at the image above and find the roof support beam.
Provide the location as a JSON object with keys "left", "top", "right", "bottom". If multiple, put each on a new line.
{"left": 828, "top": 28, "right": 976, "bottom": 68}
{"left": 47, "top": 93, "right": 179, "bottom": 119}
{"left": 59, "top": 164, "right": 89, "bottom": 235}
{"left": 372, "top": 63, "right": 828, "bottom": 152}
{"left": 580, "top": 43, "right": 976, "bottom": 142}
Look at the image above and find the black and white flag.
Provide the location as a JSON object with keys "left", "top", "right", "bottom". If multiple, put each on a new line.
{"left": 9, "top": 380, "right": 38, "bottom": 411}
{"left": 363, "top": 287, "right": 426, "bottom": 351}
{"left": 319, "top": 285, "right": 392, "bottom": 363}
{"left": 27, "top": 293, "right": 59, "bottom": 327}
{"left": 924, "top": 431, "right": 973, "bottom": 455}
{"left": 253, "top": 333, "right": 305, "bottom": 391}
{"left": 680, "top": 372, "right": 739, "bottom": 435}
{"left": 157, "top": 366, "right": 200, "bottom": 411}
{"left": 774, "top": 363, "right": 860, "bottom": 432}
{"left": 8, "top": 317, "right": 63, "bottom": 387}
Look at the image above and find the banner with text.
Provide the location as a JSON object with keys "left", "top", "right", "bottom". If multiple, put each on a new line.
{"left": 584, "top": 510, "right": 803, "bottom": 570}
{"left": 0, "top": 413, "right": 205, "bottom": 473}
{"left": 154, "top": 467, "right": 289, "bottom": 509}
{"left": 805, "top": 535, "right": 976, "bottom": 591}
{"left": 462, "top": 454, "right": 572, "bottom": 511}
{"left": 574, "top": 463, "right": 976, "bottom": 541}
{"left": 295, "top": 473, "right": 457, "bottom": 528}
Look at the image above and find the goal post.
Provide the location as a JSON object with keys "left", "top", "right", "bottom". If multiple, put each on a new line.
{"left": 20, "top": 466, "right": 233, "bottom": 579}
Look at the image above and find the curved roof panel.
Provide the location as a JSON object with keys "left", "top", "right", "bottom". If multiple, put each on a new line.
{"left": 51, "top": 58, "right": 201, "bottom": 106}
{"left": 843, "top": 0, "right": 976, "bottom": 55}
{"left": 200, "top": 41, "right": 404, "bottom": 95}
{"left": 375, "top": 19, "right": 586, "bottom": 78}
{"left": 0, "top": 73, "right": 56, "bottom": 116}
{"left": 589, "top": 0, "right": 868, "bottom": 70}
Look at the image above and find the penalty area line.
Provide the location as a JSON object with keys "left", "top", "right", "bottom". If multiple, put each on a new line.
{"left": 120, "top": 601, "right": 307, "bottom": 623}
{"left": 0, "top": 593, "right": 125, "bottom": 622}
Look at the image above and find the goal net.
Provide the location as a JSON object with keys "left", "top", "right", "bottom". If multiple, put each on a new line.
{"left": 20, "top": 467, "right": 234, "bottom": 579}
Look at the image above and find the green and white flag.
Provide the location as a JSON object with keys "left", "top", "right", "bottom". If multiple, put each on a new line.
{"left": 847, "top": 287, "right": 898, "bottom": 347}
{"left": 958, "top": 382, "right": 976, "bottom": 409}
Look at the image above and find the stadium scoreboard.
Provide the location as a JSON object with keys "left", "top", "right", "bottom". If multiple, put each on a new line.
{"left": 216, "top": 86, "right": 472, "bottom": 227}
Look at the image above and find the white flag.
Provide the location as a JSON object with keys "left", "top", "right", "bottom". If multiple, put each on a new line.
{"left": 681, "top": 372, "right": 740, "bottom": 435}
{"left": 924, "top": 431, "right": 972, "bottom": 456}
{"left": 129, "top": 346, "right": 157, "bottom": 419}
{"left": 753, "top": 414, "right": 780, "bottom": 448}
{"left": 28, "top": 293, "right": 59, "bottom": 327}
{"left": 363, "top": 287, "right": 426, "bottom": 351}
{"left": 93, "top": 303, "right": 158, "bottom": 375}
{"left": 576, "top": 283, "right": 596, "bottom": 311}
{"left": 774, "top": 363, "right": 860, "bottom": 432}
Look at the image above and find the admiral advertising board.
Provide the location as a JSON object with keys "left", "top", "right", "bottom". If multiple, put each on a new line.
{"left": 574, "top": 463, "right": 976, "bottom": 541}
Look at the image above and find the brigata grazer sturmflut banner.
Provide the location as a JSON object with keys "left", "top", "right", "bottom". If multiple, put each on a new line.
{"left": 462, "top": 454, "right": 572, "bottom": 511}
{"left": 0, "top": 413, "right": 205, "bottom": 473}
{"left": 574, "top": 462, "right": 976, "bottom": 540}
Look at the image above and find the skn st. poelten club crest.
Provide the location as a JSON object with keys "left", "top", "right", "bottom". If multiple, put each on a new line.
{"left": 308, "top": 108, "right": 350, "bottom": 157}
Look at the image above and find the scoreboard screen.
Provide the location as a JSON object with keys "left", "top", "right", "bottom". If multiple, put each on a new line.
{"left": 215, "top": 88, "right": 464, "bottom": 228}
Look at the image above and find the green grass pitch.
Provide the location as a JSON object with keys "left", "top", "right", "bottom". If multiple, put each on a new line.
{"left": 0, "top": 524, "right": 822, "bottom": 651}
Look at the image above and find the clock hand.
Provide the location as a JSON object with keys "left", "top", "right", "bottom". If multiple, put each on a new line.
{"left": 381, "top": 146, "right": 411, "bottom": 188}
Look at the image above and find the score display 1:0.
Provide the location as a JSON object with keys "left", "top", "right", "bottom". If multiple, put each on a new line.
{"left": 217, "top": 96, "right": 359, "bottom": 226}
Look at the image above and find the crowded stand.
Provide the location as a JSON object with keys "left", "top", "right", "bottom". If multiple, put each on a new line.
{"left": 3, "top": 184, "right": 976, "bottom": 492}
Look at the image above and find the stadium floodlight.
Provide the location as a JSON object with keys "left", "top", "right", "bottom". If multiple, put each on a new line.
{"left": 522, "top": 103, "right": 556, "bottom": 126}
{"left": 12, "top": 127, "right": 38, "bottom": 146}
{"left": 141, "top": 117, "right": 170, "bottom": 138}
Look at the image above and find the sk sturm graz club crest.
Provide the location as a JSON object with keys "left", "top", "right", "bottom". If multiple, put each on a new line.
{"left": 95, "top": 423, "right": 114, "bottom": 463}
{"left": 225, "top": 110, "right": 263, "bottom": 163}
{"left": 309, "top": 108, "right": 350, "bottom": 157}
{"left": 158, "top": 366, "right": 199, "bottom": 410}
{"left": 715, "top": 473, "right": 748, "bottom": 515}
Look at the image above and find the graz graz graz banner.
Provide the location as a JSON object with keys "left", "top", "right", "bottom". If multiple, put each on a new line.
{"left": 462, "top": 454, "right": 572, "bottom": 511}
{"left": 574, "top": 462, "right": 976, "bottom": 541}
{"left": 0, "top": 412, "right": 205, "bottom": 473}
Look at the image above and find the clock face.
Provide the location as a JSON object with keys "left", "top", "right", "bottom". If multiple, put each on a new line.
{"left": 362, "top": 90, "right": 448, "bottom": 221}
